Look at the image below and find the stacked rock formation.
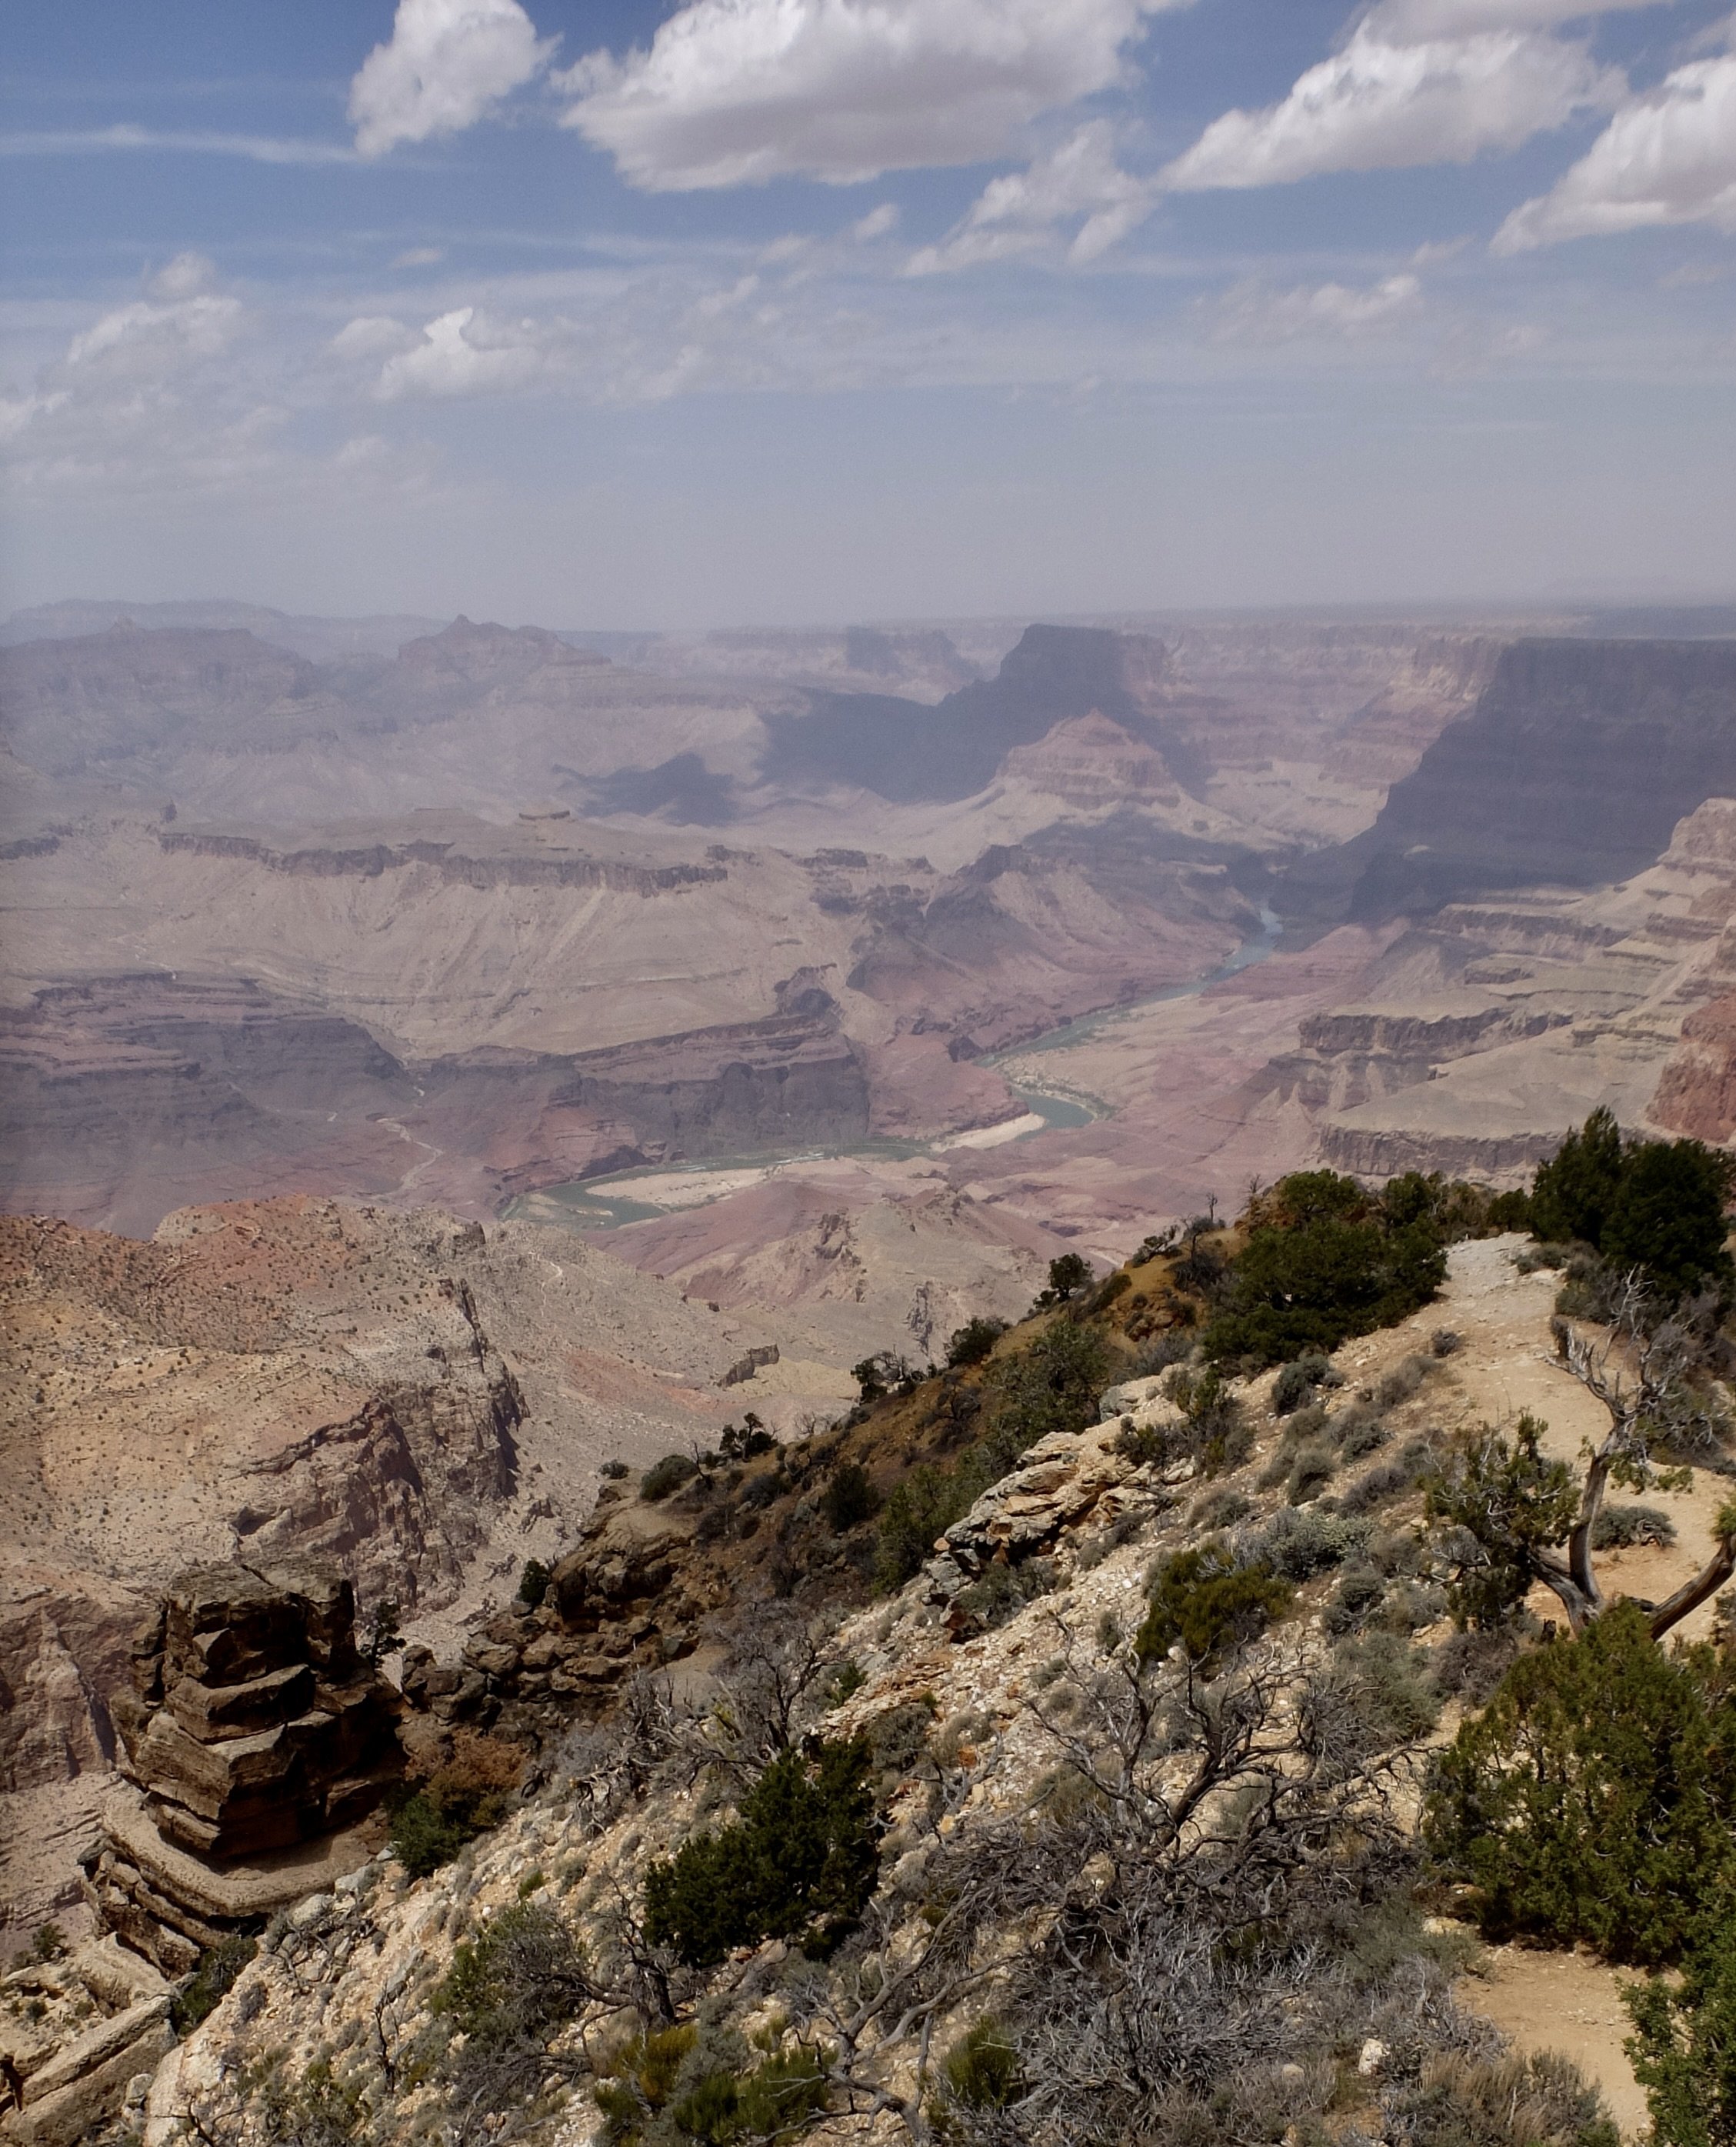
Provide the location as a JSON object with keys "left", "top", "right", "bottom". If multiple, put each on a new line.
{"left": 85, "top": 1560, "right": 402, "bottom": 1974}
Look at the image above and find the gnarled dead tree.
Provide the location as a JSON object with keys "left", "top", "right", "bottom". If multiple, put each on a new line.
{"left": 1549, "top": 1280, "right": 1736, "bottom": 1638}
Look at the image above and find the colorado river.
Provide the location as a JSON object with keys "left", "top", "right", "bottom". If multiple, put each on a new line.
{"left": 507, "top": 905, "right": 1280, "bottom": 1232}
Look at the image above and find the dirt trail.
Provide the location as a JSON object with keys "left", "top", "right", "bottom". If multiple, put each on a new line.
{"left": 1422, "top": 1235, "right": 1731, "bottom": 2138}
{"left": 1432, "top": 1235, "right": 1727, "bottom": 1643}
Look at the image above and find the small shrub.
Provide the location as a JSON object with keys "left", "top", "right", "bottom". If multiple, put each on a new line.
{"left": 1272, "top": 1352, "right": 1341, "bottom": 1415}
{"left": 1342, "top": 1435, "right": 1435, "bottom": 1515}
{"left": 642, "top": 1452, "right": 700, "bottom": 1502}
{"left": 1248, "top": 1506, "right": 1371, "bottom": 1580}
{"left": 1324, "top": 1563, "right": 1387, "bottom": 1635}
{"left": 29, "top": 1924, "right": 65, "bottom": 1963}
{"left": 600, "top": 1457, "right": 631, "bottom": 1480}
{"left": 516, "top": 1558, "right": 551, "bottom": 1609}
{"left": 670, "top": 2044, "right": 831, "bottom": 2143}
{"left": 1431, "top": 1626, "right": 1524, "bottom": 1705}
{"left": 939, "top": 2017, "right": 1024, "bottom": 2114}
{"left": 390, "top": 1732, "right": 523, "bottom": 1877}
{"left": 643, "top": 1738, "right": 878, "bottom": 1966}
{"left": 1339, "top": 1407, "right": 1392, "bottom": 1461}
{"left": 951, "top": 1558, "right": 1057, "bottom": 1634}
{"left": 1377, "top": 1353, "right": 1433, "bottom": 1409}
{"left": 1591, "top": 1502, "right": 1677, "bottom": 1551}
{"left": 946, "top": 1316, "right": 1008, "bottom": 1369}
{"left": 171, "top": 1936, "right": 256, "bottom": 2035}
{"left": 1189, "top": 1487, "right": 1253, "bottom": 1531}
{"left": 1136, "top": 1541, "right": 1293, "bottom": 1669}
{"left": 822, "top": 1462, "right": 881, "bottom": 1535}
{"left": 1431, "top": 1327, "right": 1464, "bottom": 1357}
{"left": 1287, "top": 1440, "right": 1338, "bottom": 1505}
{"left": 1333, "top": 1630, "right": 1441, "bottom": 1746}
{"left": 1383, "top": 2051, "right": 1618, "bottom": 2147}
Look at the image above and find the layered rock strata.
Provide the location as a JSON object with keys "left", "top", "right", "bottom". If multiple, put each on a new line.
{"left": 88, "top": 1561, "right": 402, "bottom": 1975}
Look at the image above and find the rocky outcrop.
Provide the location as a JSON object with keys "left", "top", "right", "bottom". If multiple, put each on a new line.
{"left": 998, "top": 712, "right": 1181, "bottom": 808}
{"left": 88, "top": 1561, "right": 402, "bottom": 1973}
{"left": 1651, "top": 990, "right": 1736, "bottom": 1142}
{"left": 157, "top": 824, "right": 724, "bottom": 895}
{"left": 0, "top": 1938, "right": 176, "bottom": 2147}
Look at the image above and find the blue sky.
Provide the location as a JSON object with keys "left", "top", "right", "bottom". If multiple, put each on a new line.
{"left": 2, "top": 0, "right": 1732, "bottom": 626}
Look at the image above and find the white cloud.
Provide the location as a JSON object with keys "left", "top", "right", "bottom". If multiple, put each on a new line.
{"left": 392, "top": 246, "right": 446, "bottom": 268}
{"left": 1208, "top": 270, "right": 1425, "bottom": 342}
{"left": 907, "top": 122, "right": 1152, "bottom": 272}
{"left": 1161, "top": 24, "right": 1620, "bottom": 190}
{"left": 0, "top": 258, "right": 271, "bottom": 495}
{"left": 558, "top": 0, "right": 1188, "bottom": 192}
{"left": 0, "top": 124, "right": 358, "bottom": 164}
{"left": 331, "top": 315, "right": 416, "bottom": 359}
{"left": 375, "top": 306, "right": 547, "bottom": 398}
{"left": 852, "top": 202, "right": 901, "bottom": 241}
{"left": 1367, "top": 0, "right": 1668, "bottom": 33}
{"left": 1494, "top": 54, "right": 1736, "bottom": 248}
{"left": 350, "top": 0, "right": 555, "bottom": 158}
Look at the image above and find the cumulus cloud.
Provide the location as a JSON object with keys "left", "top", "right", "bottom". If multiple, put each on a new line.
{"left": 1161, "top": 23, "right": 1620, "bottom": 190}
{"left": 907, "top": 122, "right": 1152, "bottom": 272}
{"left": 1207, "top": 270, "right": 1425, "bottom": 342}
{"left": 558, "top": 0, "right": 1188, "bottom": 192}
{"left": 350, "top": 0, "right": 555, "bottom": 158}
{"left": 375, "top": 307, "right": 548, "bottom": 398}
{"left": 1494, "top": 53, "right": 1736, "bottom": 248}
{"left": 0, "top": 255, "right": 271, "bottom": 494}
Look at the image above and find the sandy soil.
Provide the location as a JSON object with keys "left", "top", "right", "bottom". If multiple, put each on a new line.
{"left": 1464, "top": 1944, "right": 1648, "bottom": 2139}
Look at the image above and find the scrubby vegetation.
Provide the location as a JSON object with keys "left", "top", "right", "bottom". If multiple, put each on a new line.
{"left": 643, "top": 1738, "right": 878, "bottom": 1965}
{"left": 157, "top": 1124, "right": 1736, "bottom": 2147}
{"left": 1531, "top": 1106, "right": 1734, "bottom": 1299}
{"left": 1426, "top": 1604, "right": 1736, "bottom": 1965}
{"left": 388, "top": 1732, "right": 523, "bottom": 1878}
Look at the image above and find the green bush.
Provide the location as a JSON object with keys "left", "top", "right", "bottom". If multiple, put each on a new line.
{"left": 516, "top": 1557, "right": 551, "bottom": 1609}
{"left": 939, "top": 2017, "right": 1024, "bottom": 2114}
{"left": 433, "top": 1898, "right": 590, "bottom": 2048}
{"left": 1531, "top": 1107, "right": 1627, "bottom": 1249}
{"left": 1426, "top": 1414, "right": 1579, "bottom": 1629}
{"left": 946, "top": 1315, "right": 1007, "bottom": 1369}
{"left": 171, "top": 1937, "right": 256, "bottom": 2035}
{"left": 1604, "top": 1139, "right": 1736, "bottom": 1299}
{"left": 1531, "top": 1109, "right": 1734, "bottom": 1299}
{"left": 1203, "top": 1172, "right": 1448, "bottom": 1369}
{"left": 670, "top": 2045, "right": 831, "bottom": 2143}
{"left": 821, "top": 1462, "right": 881, "bottom": 1534}
{"left": 875, "top": 1462, "right": 977, "bottom": 1589}
{"left": 1626, "top": 1914, "right": 1736, "bottom": 2147}
{"left": 1424, "top": 1604, "right": 1736, "bottom": 1965}
{"left": 389, "top": 1737, "right": 521, "bottom": 1877}
{"left": 1135, "top": 1541, "right": 1292, "bottom": 1669}
{"left": 643, "top": 1739, "right": 878, "bottom": 1966}
{"left": 642, "top": 1452, "right": 700, "bottom": 1502}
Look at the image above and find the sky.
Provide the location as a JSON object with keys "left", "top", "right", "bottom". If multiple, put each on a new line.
{"left": 2, "top": 0, "right": 1733, "bottom": 628}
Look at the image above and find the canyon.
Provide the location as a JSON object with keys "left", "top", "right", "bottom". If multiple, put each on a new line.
{"left": 2, "top": 593, "right": 1734, "bottom": 1988}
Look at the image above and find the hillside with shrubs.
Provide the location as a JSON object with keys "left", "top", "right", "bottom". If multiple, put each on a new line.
{"left": 43, "top": 1119, "right": 1736, "bottom": 2147}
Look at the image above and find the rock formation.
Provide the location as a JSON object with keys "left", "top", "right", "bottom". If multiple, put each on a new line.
{"left": 88, "top": 1560, "right": 402, "bottom": 1975}
{"left": 1327, "top": 638, "right": 1736, "bottom": 920}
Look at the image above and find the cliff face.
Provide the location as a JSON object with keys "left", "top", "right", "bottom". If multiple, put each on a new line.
{"left": 765, "top": 624, "right": 1188, "bottom": 802}
{"left": 1335, "top": 639, "right": 1736, "bottom": 920}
